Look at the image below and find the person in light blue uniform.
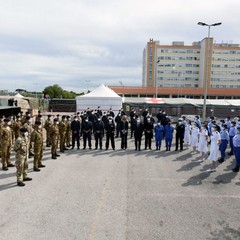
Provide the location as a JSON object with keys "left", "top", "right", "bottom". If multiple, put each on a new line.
{"left": 225, "top": 117, "right": 231, "bottom": 131}
{"left": 154, "top": 121, "right": 164, "bottom": 150}
{"left": 164, "top": 122, "right": 174, "bottom": 151}
{"left": 228, "top": 121, "right": 237, "bottom": 156}
{"left": 232, "top": 126, "right": 240, "bottom": 172}
{"left": 218, "top": 124, "right": 229, "bottom": 163}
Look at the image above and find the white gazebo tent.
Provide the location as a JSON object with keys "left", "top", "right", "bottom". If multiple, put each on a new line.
{"left": 76, "top": 84, "right": 122, "bottom": 114}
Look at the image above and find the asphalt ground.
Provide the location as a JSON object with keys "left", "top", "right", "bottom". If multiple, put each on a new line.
{"left": 1, "top": 136, "right": 240, "bottom": 240}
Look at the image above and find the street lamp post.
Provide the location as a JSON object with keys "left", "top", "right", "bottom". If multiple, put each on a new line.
{"left": 197, "top": 21, "right": 222, "bottom": 122}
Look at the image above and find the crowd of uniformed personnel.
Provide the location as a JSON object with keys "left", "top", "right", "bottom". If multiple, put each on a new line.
{"left": 1, "top": 107, "right": 240, "bottom": 187}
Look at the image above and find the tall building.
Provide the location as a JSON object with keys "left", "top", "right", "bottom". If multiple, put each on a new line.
{"left": 142, "top": 38, "right": 240, "bottom": 89}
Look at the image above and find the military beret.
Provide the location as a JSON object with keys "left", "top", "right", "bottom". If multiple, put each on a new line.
{"left": 35, "top": 121, "right": 41, "bottom": 125}
{"left": 20, "top": 127, "right": 28, "bottom": 133}
{"left": 4, "top": 118, "right": 10, "bottom": 122}
{"left": 53, "top": 118, "right": 58, "bottom": 122}
{"left": 26, "top": 116, "right": 31, "bottom": 120}
{"left": 62, "top": 116, "right": 66, "bottom": 119}
{"left": 48, "top": 115, "right": 51, "bottom": 118}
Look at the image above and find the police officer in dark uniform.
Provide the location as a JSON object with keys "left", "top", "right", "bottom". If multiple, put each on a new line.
{"left": 115, "top": 113, "right": 122, "bottom": 138}
{"left": 105, "top": 117, "right": 115, "bottom": 150}
{"left": 82, "top": 117, "right": 92, "bottom": 149}
{"left": 175, "top": 118, "right": 185, "bottom": 151}
{"left": 134, "top": 117, "right": 144, "bottom": 151}
{"left": 71, "top": 116, "right": 81, "bottom": 149}
{"left": 119, "top": 115, "right": 129, "bottom": 150}
{"left": 93, "top": 117, "right": 104, "bottom": 150}
{"left": 144, "top": 116, "right": 154, "bottom": 150}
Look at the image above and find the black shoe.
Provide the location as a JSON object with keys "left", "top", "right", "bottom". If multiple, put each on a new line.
{"left": 17, "top": 182, "right": 25, "bottom": 187}
{"left": 52, "top": 155, "right": 57, "bottom": 159}
{"left": 2, "top": 166, "right": 8, "bottom": 171}
{"left": 232, "top": 167, "right": 239, "bottom": 172}
{"left": 64, "top": 148, "right": 68, "bottom": 151}
{"left": 46, "top": 144, "right": 50, "bottom": 147}
{"left": 95, "top": 147, "right": 98, "bottom": 150}
{"left": 56, "top": 154, "right": 60, "bottom": 157}
{"left": 113, "top": 148, "right": 115, "bottom": 150}
{"left": 71, "top": 147, "right": 74, "bottom": 150}
{"left": 232, "top": 166, "right": 239, "bottom": 172}
{"left": 23, "top": 177, "right": 32, "bottom": 181}
{"left": 228, "top": 152, "right": 233, "bottom": 156}
{"left": 33, "top": 168, "right": 41, "bottom": 172}
{"left": 7, "top": 163, "right": 15, "bottom": 167}
{"left": 89, "top": 147, "right": 92, "bottom": 150}
{"left": 77, "top": 147, "right": 80, "bottom": 150}
{"left": 29, "top": 153, "right": 34, "bottom": 157}
{"left": 38, "top": 164, "right": 45, "bottom": 168}
{"left": 218, "top": 158, "right": 224, "bottom": 163}
{"left": 83, "top": 147, "right": 86, "bottom": 150}
{"left": 100, "top": 147, "right": 102, "bottom": 150}
{"left": 60, "top": 150, "right": 64, "bottom": 153}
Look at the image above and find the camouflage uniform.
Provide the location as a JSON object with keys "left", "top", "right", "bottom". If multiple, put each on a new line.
{"left": 59, "top": 118, "right": 68, "bottom": 152}
{"left": 31, "top": 126, "right": 43, "bottom": 169}
{"left": 14, "top": 134, "right": 29, "bottom": 183}
{"left": 0, "top": 118, "right": 3, "bottom": 158}
{"left": 65, "top": 118, "right": 72, "bottom": 147}
{"left": 1, "top": 123, "right": 12, "bottom": 169}
{"left": 44, "top": 118, "right": 52, "bottom": 147}
{"left": 50, "top": 122, "right": 59, "bottom": 158}
{"left": 13, "top": 119, "right": 22, "bottom": 139}
{"left": 24, "top": 121, "right": 34, "bottom": 156}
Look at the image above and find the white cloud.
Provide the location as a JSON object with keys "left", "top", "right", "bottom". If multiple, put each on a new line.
{"left": 0, "top": 0, "right": 240, "bottom": 93}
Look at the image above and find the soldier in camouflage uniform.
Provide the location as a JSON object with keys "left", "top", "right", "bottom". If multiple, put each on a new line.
{"left": 50, "top": 118, "right": 60, "bottom": 159}
{"left": 44, "top": 115, "right": 52, "bottom": 147}
{"left": 14, "top": 127, "right": 32, "bottom": 187}
{"left": 13, "top": 115, "right": 22, "bottom": 139}
{"left": 24, "top": 116, "right": 35, "bottom": 157}
{"left": 0, "top": 115, "right": 4, "bottom": 158}
{"left": 65, "top": 116, "right": 72, "bottom": 148}
{"left": 31, "top": 121, "right": 45, "bottom": 172}
{"left": 1, "top": 118, "right": 14, "bottom": 171}
{"left": 59, "top": 116, "right": 68, "bottom": 153}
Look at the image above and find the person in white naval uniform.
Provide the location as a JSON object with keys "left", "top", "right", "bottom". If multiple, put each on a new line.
{"left": 183, "top": 120, "right": 191, "bottom": 149}
{"left": 197, "top": 124, "right": 209, "bottom": 163}
{"left": 206, "top": 125, "right": 221, "bottom": 172}
{"left": 190, "top": 123, "right": 199, "bottom": 154}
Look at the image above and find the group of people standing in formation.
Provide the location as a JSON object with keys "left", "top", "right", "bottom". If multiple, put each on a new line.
{"left": 0, "top": 106, "right": 240, "bottom": 186}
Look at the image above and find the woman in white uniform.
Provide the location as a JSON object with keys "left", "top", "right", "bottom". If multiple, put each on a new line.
{"left": 190, "top": 123, "right": 199, "bottom": 154}
{"left": 207, "top": 125, "right": 221, "bottom": 172}
{"left": 184, "top": 120, "right": 191, "bottom": 148}
{"left": 197, "top": 123, "right": 208, "bottom": 162}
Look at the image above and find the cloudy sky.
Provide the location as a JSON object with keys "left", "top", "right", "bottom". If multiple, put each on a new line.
{"left": 0, "top": 0, "right": 240, "bottom": 93}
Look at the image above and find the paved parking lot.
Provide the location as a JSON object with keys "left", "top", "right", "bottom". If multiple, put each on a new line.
{"left": 1, "top": 137, "right": 240, "bottom": 240}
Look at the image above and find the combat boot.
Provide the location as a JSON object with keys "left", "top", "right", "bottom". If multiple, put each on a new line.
{"left": 17, "top": 182, "right": 25, "bottom": 187}
{"left": 38, "top": 164, "right": 46, "bottom": 168}
{"left": 52, "top": 155, "right": 57, "bottom": 159}
{"left": 56, "top": 154, "right": 60, "bottom": 157}
{"left": 23, "top": 177, "right": 32, "bottom": 181}
{"left": 33, "top": 168, "right": 41, "bottom": 172}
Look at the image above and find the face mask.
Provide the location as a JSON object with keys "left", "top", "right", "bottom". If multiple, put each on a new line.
{"left": 97, "top": 118, "right": 101, "bottom": 121}
{"left": 109, "top": 120, "right": 112, "bottom": 123}
{"left": 157, "top": 123, "right": 160, "bottom": 125}
{"left": 137, "top": 120, "right": 140, "bottom": 123}
{"left": 56, "top": 122, "right": 59, "bottom": 125}
{"left": 85, "top": 119, "right": 89, "bottom": 122}
{"left": 24, "top": 132, "right": 28, "bottom": 137}
{"left": 74, "top": 118, "right": 77, "bottom": 121}
{"left": 147, "top": 119, "right": 150, "bottom": 122}
{"left": 7, "top": 122, "right": 11, "bottom": 126}
{"left": 201, "top": 127, "right": 204, "bottom": 130}
{"left": 38, "top": 125, "right": 42, "bottom": 129}
{"left": 178, "top": 121, "right": 182, "bottom": 124}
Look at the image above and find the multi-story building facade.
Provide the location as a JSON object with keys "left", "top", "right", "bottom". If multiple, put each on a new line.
{"left": 142, "top": 38, "right": 240, "bottom": 89}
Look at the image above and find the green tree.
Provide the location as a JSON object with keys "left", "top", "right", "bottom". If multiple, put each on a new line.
{"left": 43, "top": 85, "right": 78, "bottom": 99}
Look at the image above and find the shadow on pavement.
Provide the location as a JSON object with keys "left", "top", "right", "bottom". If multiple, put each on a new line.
{"left": 0, "top": 182, "right": 17, "bottom": 192}
{"left": 212, "top": 172, "right": 238, "bottom": 184}
{"left": 176, "top": 161, "right": 200, "bottom": 172}
{"left": 182, "top": 172, "right": 211, "bottom": 186}
{"left": 206, "top": 221, "right": 240, "bottom": 240}
{"left": 0, "top": 172, "right": 16, "bottom": 180}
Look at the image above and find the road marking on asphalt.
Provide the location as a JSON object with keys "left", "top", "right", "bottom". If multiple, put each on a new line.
{"left": 87, "top": 178, "right": 108, "bottom": 240}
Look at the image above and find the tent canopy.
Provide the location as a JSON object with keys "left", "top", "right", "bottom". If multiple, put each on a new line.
{"left": 76, "top": 84, "right": 122, "bottom": 114}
